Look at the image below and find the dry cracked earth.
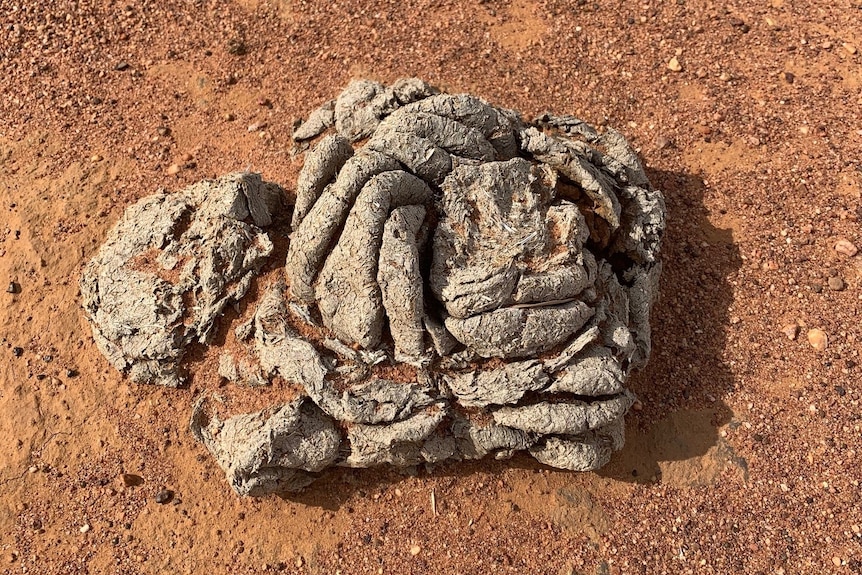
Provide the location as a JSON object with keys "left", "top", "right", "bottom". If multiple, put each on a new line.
{"left": 1, "top": 0, "right": 861, "bottom": 574}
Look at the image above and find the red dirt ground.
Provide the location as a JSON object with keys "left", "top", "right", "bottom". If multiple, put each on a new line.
{"left": 1, "top": 1, "right": 860, "bottom": 573}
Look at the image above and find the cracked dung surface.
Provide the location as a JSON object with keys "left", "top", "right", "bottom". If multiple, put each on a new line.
{"left": 82, "top": 78, "right": 665, "bottom": 496}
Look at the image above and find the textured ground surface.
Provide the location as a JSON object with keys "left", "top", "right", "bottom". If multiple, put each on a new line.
{"left": 1, "top": 0, "right": 861, "bottom": 573}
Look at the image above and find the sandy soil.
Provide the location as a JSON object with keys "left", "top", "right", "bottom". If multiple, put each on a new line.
{"left": 1, "top": 0, "right": 861, "bottom": 573}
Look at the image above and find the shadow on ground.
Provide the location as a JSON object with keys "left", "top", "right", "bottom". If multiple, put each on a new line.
{"left": 279, "top": 168, "right": 746, "bottom": 509}
{"left": 599, "top": 168, "right": 744, "bottom": 486}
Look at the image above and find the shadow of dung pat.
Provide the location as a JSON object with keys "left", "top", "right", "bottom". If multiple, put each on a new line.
{"left": 600, "top": 168, "right": 745, "bottom": 486}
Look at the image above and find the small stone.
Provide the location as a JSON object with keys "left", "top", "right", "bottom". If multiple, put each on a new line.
{"left": 66, "top": 369, "right": 79, "bottom": 378}
{"left": 410, "top": 545, "right": 421, "bottom": 556}
{"left": 166, "top": 164, "right": 181, "bottom": 175}
{"left": 295, "top": 556, "right": 304, "bottom": 568}
{"left": 822, "top": 41, "right": 833, "bottom": 50}
{"left": 224, "top": 113, "right": 236, "bottom": 121}
{"left": 844, "top": 43, "right": 858, "bottom": 55}
{"left": 155, "top": 489, "right": 174, "bottom": 504}
{"left": 835, "top": 385, "right": 846, "bottom": 397}
{"left": 114, "top": 62, "right": 130, "bottom": 71}
{"left": 42, "top": 355, "right": 53, "bottom": 363}
{"left": 782, "top": 71, "right": 795, "bottom": 84}
{"left": 835, "top": 239, "right": 858, "bottom": 257}
{"left": 121, "top": 473, "right": 144, "bottom": 487}
{"left": 632, "top": 400, "right": 643, "bottom": 411}
{"left": 655, "top": 136, "right": 671, "bottom": 149}
{"left": 156, "top": 126, "right": 171, "bottom": 136}
{"left": 781, "top": 324, "right": 798, "bottom": 340}
{"left": 667, "top": 57, "right": 682, "bottom": 72}
{"left": 6, "top": 281, "right": 18, "bottom": 293}
{"left": 258, "top": 98, "right": 272, "bottom": 108}
{"left": 832, "top": 557, "right": 842, "bottom": 567}
{"left": 247, "top": 122, "right": 266, "bottom": 132}
{"left": 79, "top": 524, "right": 91, "bottom": 534}
{"left": 181, "top": 152, "right": 193, "bottom": 162}
{"left": 90, "top": 154, "right": 103, "bottom": 162}
{"left": 807, "top": 329, "right": 828, "bottom": 352}
{"left": 12, "top": 347, "right": 23, "bottom": 357}
{"left": 719, "top": 72, "right": 731, "bottom": 82}
{"left": 827, "top": 276, "right": 845, "bottom": 291}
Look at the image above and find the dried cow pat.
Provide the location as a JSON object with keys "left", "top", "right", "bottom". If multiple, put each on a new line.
{"left": 80, "top": 172, "right": 283, "bottom": 387}
{"left": 82, "top": 78, "right": 666, "bottom": 497}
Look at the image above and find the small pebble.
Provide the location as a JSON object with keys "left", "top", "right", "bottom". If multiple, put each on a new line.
{"left": 667, "top": 56, "right": 682, "bottom": 72}
{"left": 121, "top": 473, "right": 144, "bottom": 487}
{"left": 655, "top": 136, "right": 671, "bottom": 149}
{"left": 79, "top": 524, "right": 91, "bottom": 534}
{"left": 832, "top": 557, "right": 842, "bottom": 567}
{"left": 90, "top": 154, "right": 103, "bottom": 162}
{"left": 782, "top": 71, "right": 795, "bottom": 84}
{"left": 12, "top": 347, "right": 23, "bottom": 357}
{"left": 114, "top": 62, "right": 130, "bottom": 71}
{"left": 181, "top": 152, "right": 193, "bottom": 162}
{"left": 156, "top": 126, "right": 171, "bottom": 136}
{"left": 781, "top": 324, "right": 798, "bottom": 340}
{"left": 834, "top": 239, "right": 858, "bottom": 257}
{"left": 827, "top": 276, "right": 845, "bottom": 291}
{"left": 6, "top": 281, "right": 18, "bottom": 293}
{"left": 295, "top": 556, "right": 304, "bottom": 568}
{"left": 66, "top": 369, "right": 79, "bottom": 378}
{"left": 155, "top": 489, "right": 174, "bottom": 504}
{"left": 843, "top": 43, "right": 857, "bottom": 55}
{"left": 247, "top": 122, "right": 266, "bottom": 132}
{"left": 224, "top": 113, "right": 236, "bottom": 121}
{"left": 166, "top": 164, "right": 181, "bottom": 175}
{"left": 807, "top": 329, "right": 828, "bottom": 352}
{"left": 410, "top": 545, "right": 421, "bottom": 556}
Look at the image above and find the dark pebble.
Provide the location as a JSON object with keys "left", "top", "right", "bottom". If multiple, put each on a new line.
{"left": 12, "top": 347, "right": 23, "bottom": 357}
{"left": 6, "top": 282, "right": 18, "bottom": 294}
{"left": 66, "top": 369, "right": 79, "bottom": 378}
{"left": 121, "top": 473, "right": 144, "bottom": 487}
{"left": 835, "top": 386, "right": 846, "bottom": 397}
{"left": 42, "top": 355, "right": 53, "bottom": 363}
{"left": 36, "top": 374, "right": 46, "bottom": 381}
{"left": 155, "top": 489, "right": 174, "bottom": 504}
{"left": 114, "top": 62, "right": 130, "bottom": 71}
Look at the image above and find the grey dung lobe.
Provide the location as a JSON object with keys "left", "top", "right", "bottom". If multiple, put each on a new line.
{"left": 84, "top": 77, "right": 666, "bottom": 497}
{"left": 191, "top": 397, "right": 341, "bottom": 496}
{"left": 80, "top": 172, "right": 283, "bottom": 387}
